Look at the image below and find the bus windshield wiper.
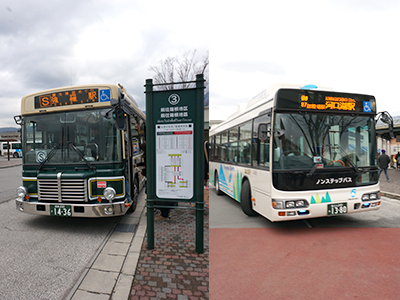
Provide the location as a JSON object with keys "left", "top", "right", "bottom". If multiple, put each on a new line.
{"left": 306, "top": 163, "right": 318, "bottom": 177}
{"left": 68, "top": 142, "right": 96, "bottom": 171}
{"left": 37, "top": 143, "right": 60, "bottom": 171}
{"left": 324, "top": 143, "right": 362, "bottom": 175}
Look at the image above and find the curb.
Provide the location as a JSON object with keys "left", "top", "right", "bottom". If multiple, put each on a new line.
{"left": 381, "top": 191, "right": 400, "bottom": 201}
{"left": 65, "top": 190, "right": 147, "bottom": 300}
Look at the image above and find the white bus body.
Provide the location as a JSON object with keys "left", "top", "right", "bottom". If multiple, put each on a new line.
{"left": 1, "top": 142, "right": 22, "bottom": 158}
{"left": 210, "top": 84, "right": 381, "bottom": 222}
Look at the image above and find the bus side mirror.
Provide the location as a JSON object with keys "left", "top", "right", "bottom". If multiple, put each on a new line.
{"left": 258, "top": 124, "right": 270, "bottom": 140}
{"left": 115, "top": 108, "right": 126, "bottom": 130}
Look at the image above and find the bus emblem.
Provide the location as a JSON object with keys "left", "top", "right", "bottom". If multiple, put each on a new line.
{"left": 36, "top": 150, "right": 47, "bottom": 163}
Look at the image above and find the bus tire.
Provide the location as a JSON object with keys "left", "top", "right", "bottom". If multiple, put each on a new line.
{"left": 215, "top": 172, "right": 223, "bottom": 195}
{"left": 240, "top": 180, "right": 258, "bottom": 216}
{"left": 13, "top": 152, "right": 19, "bottom": 158}
{"left": 128, "top": 178, "right": 139, "bottom": 213}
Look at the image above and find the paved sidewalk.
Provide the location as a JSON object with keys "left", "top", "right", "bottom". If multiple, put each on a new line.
{"left": 378, "top": 168, "right": 400, "bottom": 199}
{"left": 0, "top": 156, "right": 22, "bottom": 168}
{"left": 129, "top": 192, "right": 209, "bottom": 300}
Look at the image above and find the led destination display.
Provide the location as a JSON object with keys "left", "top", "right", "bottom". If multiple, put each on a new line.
{"left": 34, "top": 88, "right": 98, "bottom": 108}
{"left": 276, "top": 89, "right": 376, "bottom": 114}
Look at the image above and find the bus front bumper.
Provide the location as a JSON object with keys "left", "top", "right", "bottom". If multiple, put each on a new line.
{"left": 15, "top": 198, "right": 130, "bottom": 218}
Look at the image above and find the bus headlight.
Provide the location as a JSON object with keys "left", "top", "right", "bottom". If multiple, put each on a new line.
{"left": 17, "top": 186, "right": 28, "bottom": 199}
{"left": 103, "top": 187, "right": 116, "bottom": 202}
{"left": 361, "top": 192, "right": 380, "bottom": 201}
{"left": 273, "top": 199, "right": 308, "bottom": 209}
{"left": 286, "top": 201, "right": 295, "bottom": 208}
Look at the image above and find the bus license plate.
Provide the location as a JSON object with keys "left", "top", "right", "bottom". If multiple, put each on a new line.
{"left": 50, "top": 205, "right": 72, "bottom": 217}
{"left": 327, "top": 203, "right": 347, "bottom": 216}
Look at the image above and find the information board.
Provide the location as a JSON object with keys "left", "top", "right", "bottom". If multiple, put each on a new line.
{"left": 156, "top": 123, "right": 194, "bottom": 199}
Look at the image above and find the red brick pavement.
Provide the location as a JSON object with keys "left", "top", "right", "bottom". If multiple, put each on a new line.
{"left": 130, "top": 192, "right": 209, "bottom": 300}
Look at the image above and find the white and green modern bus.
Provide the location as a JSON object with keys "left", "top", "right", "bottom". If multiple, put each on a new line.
{"left": 14, "top": 83, "right": 146, "bottom": 217}
{"left": 210, "top": 84, "right": 390, "bottom": 222}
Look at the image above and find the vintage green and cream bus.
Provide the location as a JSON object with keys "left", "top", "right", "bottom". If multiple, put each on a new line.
{"left": 14, "top": 83, "right": 146, "bottom": 217}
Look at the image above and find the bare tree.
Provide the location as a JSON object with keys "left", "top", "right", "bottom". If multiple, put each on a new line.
{"left": 149, "top": 49, "right": 209, "bottom": 90}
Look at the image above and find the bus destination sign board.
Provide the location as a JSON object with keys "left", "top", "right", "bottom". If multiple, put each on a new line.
{"left": 34, "top": 88, "right": 99, "bottom": 109}
{"left": 276, "top": 89, "right": 376, "bottom": 114}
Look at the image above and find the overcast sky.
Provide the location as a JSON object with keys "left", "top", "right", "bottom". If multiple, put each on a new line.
{"left": 2, "top": 1, "right": 400, "bottom": 128}
{"left": 210, "top": 0, "right": 400, "bottom": 121}
{"left": 0, "top": 0, "right": 208, "bottom": 127}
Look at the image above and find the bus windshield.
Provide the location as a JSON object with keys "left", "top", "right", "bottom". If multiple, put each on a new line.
{"left": 273, "top": 113, "right": 376, "bottom": 170}
{"left": 22, "top": 108, "right": 122, "bottom": 165}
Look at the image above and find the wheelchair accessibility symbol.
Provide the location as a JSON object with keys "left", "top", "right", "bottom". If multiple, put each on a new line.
{"left": 363, "top": 101, "right": 372, "bottom": 113}
{"left": 100, "top": 89, "right": 111, "bottom": 102}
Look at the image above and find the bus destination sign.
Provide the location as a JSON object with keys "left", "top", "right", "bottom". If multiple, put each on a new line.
{"left": 34, "top": 88, "right": 99, "bottom": 109}
{"left": 300, "top": 95, "right": 356, "bottom": 111}
{"left": 276, "top": 89, "right": 376, "bottom": 114}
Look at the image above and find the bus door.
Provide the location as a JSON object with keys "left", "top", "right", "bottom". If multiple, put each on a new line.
{"left": 251, "top": 114, "right": 272, "bottom": 214}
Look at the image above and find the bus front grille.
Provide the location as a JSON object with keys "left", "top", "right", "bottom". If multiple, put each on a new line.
{"left": 38, "top": 179, "right": 87, "bottom": 202}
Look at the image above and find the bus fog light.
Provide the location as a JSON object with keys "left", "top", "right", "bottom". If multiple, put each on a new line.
{"left": 104, "top": 206, "right": 114, "bottom": 215}
{"left": 104, "top": 187, "right": 116, "bottom": 201}
{"left": 285, "top": 201, "right": 295, "bottom": 208}
{"left": 18, "top": 203, "right": 24, "bottom": 211}
{"left": 17, "top": 186, "right": 28, "bottom": 198}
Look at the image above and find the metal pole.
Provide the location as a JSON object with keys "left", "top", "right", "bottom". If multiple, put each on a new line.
{"left": 145, "top": 78, "right": 155, "bottom": 249}
{"left": 195, "top": 74, "right": 205, "bottom": 254}
{"left": 7, "top": 141, "right": 10, "bottom": 161}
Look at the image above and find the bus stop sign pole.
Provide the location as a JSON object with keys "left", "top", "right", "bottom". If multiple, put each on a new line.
{"left": 145, "top": 74, "right": 205, "bottom": 254}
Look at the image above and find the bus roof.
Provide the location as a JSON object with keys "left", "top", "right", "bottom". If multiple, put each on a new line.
{"left": 211, "top": 83, "right": 333, "bottom": 133}
{"left": 20, "top": 83, "right": 144, "bottom": 119}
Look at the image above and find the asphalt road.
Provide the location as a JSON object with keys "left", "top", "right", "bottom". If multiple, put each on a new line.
{"left": 0, "top": 165, "right": 120, "bottom": 300}
{"left": 0, "top": 163, "right": 22, "bottom": 204}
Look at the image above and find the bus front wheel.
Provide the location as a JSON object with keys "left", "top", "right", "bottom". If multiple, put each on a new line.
{"left": 215, "top": 172, "right": 223, "bottom": 195}
{"left": 128, "top": 178, "right": 138, "bottom": 213}
{"left": 240, "top": 180, "right": 258, "bottom": 216}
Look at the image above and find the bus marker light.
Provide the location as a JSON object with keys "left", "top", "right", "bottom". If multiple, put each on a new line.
{"left": 125, "top": 202, "right": 130, "bottom": 208}
{"left": 378, "top": 201, "right": 381, "bottom": 205}
{"left": 278, "top": 212, "right": 286, "bottom": 216}
{"left": 97, "top": 197, "right": 102, "bottom": 202}
{"left": 25, "top": 195, "right": 30, "bottom": 200}
{"left": 251, "top": 197, "right": 255, "bottom": 202}
{"left": 272, "top": 201, "right": 283, "bottom": 209}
